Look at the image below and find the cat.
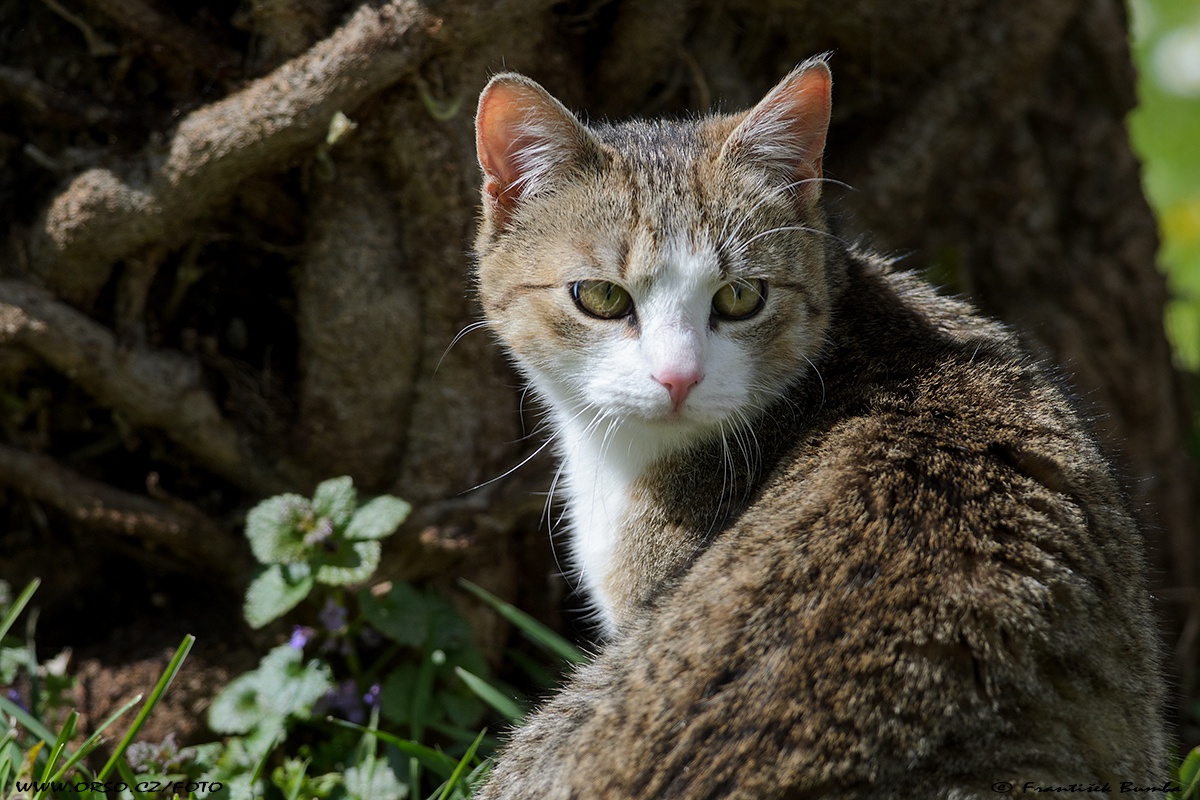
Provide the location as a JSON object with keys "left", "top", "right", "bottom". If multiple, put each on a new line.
{"left": 470, "top": 56, "right": 1168, "bottom": 799}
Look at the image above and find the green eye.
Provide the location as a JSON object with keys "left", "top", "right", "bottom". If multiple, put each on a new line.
{"left": 572, "top": 280, "right": 634, "bottom": 320}
{"left": 712, "top": 279, "right": 767, "bottom": 320}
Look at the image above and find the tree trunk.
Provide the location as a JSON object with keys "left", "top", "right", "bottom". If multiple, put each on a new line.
{"left": 1, "top": 0, "right": 1194, "bottom": 740}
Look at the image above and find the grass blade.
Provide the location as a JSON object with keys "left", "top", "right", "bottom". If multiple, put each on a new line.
{"left": 453, "top": 668, "right": 523, "bottom": 723}
{"left": 0, "top": 693, "right": 57, "bottom": 747}
{"left": 116, "top": 757, "right": 155, "bottom": 800}
{"left": 433, "top": 728, "right": 486, "bottom": 800}
{"left": 32, "top": 710, "right": 76, "bottom": 799}
{"left": 407, "top": 648, "right": 441, "bottom": 790}
{"left": 325, "top": 718, "right": 459, "bottom": 778}
{"left": 459, "top": 580, "right": 586, "bottom": 665}
{"left": 283, "top": 758, "right": 309, "bottom": 800}
{"left": 47, "top": 693, "right": 143, "bottom": 785}
{"left": 97, "top": 634, "right": 194, "bottom": 781}
{"left": 0, "top": 579, "right": 39, "bottom": 644}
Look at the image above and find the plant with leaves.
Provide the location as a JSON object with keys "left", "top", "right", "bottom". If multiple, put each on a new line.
{"left": 198, "top": 477, "right": 551, "bottom": 799}
{"left": 243, "top": 476, "right": 412, "bottom": 629}
{"left": 0, "top": 478, "right": 586, "bottom": 799}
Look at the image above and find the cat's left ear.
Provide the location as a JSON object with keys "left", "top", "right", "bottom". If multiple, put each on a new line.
{"left": 476, "top": 73, "right": 603, "bottom": 232}
{"left": 718, "top": 58, "right": 831, "bottom": 204}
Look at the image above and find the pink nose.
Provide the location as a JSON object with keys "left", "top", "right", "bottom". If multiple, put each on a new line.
{"left": 654, "top": 369, "right": 703, "bottom": 411}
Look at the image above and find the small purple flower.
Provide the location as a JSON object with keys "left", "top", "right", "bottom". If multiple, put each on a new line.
{"left": 319, "top": 598, "right": 348, "bottom": 633}
{"left": 5, "top": 688, "right": 26, "bottom": 712}
{"left": 317, "top": 679, "right": 366, "bottom": 724}
{"left": 288, "top": 625, "right": 314, "bottom": 650}
{"left": 363, "top": 683, "right": 381, "bottom": 708}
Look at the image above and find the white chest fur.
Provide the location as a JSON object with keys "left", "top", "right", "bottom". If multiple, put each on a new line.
{"left": 554, "top": 414, "right": 652, "bottom": 635}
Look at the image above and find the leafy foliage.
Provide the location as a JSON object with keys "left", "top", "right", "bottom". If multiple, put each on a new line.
{"left": 195, "top": 477, "right": 577, "bottom": 799}
{"left": 0, "top": 478, "right": 584, "bottom": 799}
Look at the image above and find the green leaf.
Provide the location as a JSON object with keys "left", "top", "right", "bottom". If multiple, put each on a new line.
{"left": 0, "top": 645, "right": 33, "bottom": 684}
{"left": 207, "top": 671, "right": 270, "bottom": 735}
{"left": 272, "top": 758, "right": 342, "bottom": 800}
{"left": 244, "top": 564, "right": 315, "bottom": 629}
{"left": 246, "top": 494, "right": 313, "bottom": 565}
{"left": 409, "top": 650, "right": 441, "bottom": 743}
{"left": 454, "top": 668, "right": 524, "bottom": 724}
{"left": 1180, "top": 746, "right": 1200, "bottom": 800}
{"left": 312, "top": 477, "right": 357, "bottom": 529}
{"left": 425, "top": 595, "right": 475, "bottom": 653}
{"left": 208, "top": 645, "right": 333, "bottom": 735}
{"left": 345, "top": 496, "right": 411, "bottom": 541}
{"left": 325, "top": 718, "right": 459, "bottom": 779}
{"left": 433, "top": 729, "right": 486, "bottom": 800}
{"left": 98, "top": 635, "right": 195, "bottom": 781}
{"left": 359, "top": 583, "right": 428, "bottom": 647}
{"left": 343, "top": 714, "right": 408, "bottom": 800}
{"left": 439, "top": 690, "right": 485, "bottom": 730}
{"left": 314, "top": 539, "right": 381, "bottom": 586}
{"left": 378, "top": 665, "right": 417, "bottom": 729}
{"left": 260, "top": 646, "right": 335, "bottom": 721}
{"left": 459, "top": 580, "right": 587, "bottom": 665}
{"left": 0, "top": 579, "right": 39, "bottom": 644}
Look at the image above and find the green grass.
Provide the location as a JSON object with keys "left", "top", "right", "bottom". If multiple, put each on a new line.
{"left": 1, "top": 580, "right": 195, "bottom": 800}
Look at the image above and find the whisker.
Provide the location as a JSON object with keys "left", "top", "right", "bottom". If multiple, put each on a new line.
{"left": 801, "top": 354, "right": 827, "bottom": 409}
{"left": 463, "top": 434, "right": 556, "bottom": 494}
{"left": 436, "top": 320, "right": 493, "bottom": 373}
{"left": 735, "top": 224, "right": 846, "bottom": 253}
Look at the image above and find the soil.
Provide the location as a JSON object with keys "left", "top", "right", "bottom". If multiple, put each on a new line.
{"left": 4, "top": 542, "right": 262, "bottom": 754}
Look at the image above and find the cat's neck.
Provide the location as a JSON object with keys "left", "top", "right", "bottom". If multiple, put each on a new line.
{"left": 544, "top": 387, "right": 721, "bottom": 635}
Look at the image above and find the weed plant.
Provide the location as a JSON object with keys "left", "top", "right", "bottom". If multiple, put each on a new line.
{"left": 0, "top": 477, "right": 582, "bottom": 800}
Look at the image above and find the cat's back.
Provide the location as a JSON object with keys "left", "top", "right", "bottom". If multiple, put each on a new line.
{"left": 487, "top": 255, "right": 1166, "bottom": 799}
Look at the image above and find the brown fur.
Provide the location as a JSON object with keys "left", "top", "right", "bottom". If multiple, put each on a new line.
{"left": 472, "top": 61, "right": 1167, "bottom": 798}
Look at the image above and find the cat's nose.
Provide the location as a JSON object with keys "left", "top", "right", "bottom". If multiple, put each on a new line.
{"left": 654, "top": 369, "right": 703, "bottom": 411}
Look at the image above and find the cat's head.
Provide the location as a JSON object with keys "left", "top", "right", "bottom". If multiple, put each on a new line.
{"left": 473, "top": 59, "right": 836, "bottom": 444}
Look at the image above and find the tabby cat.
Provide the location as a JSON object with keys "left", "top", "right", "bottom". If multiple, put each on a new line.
{"left": 470, "top": 57, "right": 1167, "bottom": 799}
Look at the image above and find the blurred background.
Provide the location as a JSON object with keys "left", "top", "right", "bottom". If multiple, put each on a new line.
{"left": 1130, "top": 0, "right": 1200, "bottom": 381}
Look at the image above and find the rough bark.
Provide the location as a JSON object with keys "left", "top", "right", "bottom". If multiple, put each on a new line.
{"left": 0, "top": 0, "right": 1194, "bottom": 738}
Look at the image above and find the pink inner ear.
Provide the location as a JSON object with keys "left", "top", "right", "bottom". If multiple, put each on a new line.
{"left": 476, "top": 84, "right": 531, "bottom": 191}
{"left": 475, "top": 77, "right": 582, "bottom": 228}
{"left": 476, "top": 83, "right": 534, "bottom": 214}
{"left": 724, "top": 62, "right": 832, "bottom": 193}
{"left": 771, "top": 65, "right": 831, "bottom": 178}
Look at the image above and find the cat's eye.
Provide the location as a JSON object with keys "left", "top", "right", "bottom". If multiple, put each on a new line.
{"left": 572, "top": 280, "right": 634, "bottom": 320}
{"left": 712, "top": 279, "right": 767, "bottom": 320}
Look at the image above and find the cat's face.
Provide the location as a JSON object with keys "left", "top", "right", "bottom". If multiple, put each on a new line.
{"left": 474, "top": 62, "right": 833, "bottom": 445}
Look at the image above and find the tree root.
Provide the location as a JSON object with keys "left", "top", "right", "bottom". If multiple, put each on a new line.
{"left": 0, "top": 279, "right": 287, "bottom": 493}
{"left": 81, "top": 0, "right": 242, "bottom": 83}
{"left": 0, "top": 442, "right": 248, "bottom": 578}
{"left": 33, "top": 0, "right": 440, "bottom": 305}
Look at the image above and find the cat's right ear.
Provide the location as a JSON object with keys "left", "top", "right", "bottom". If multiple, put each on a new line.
{"left": 475, "top": 74, "right": 601, "bottom": 232}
